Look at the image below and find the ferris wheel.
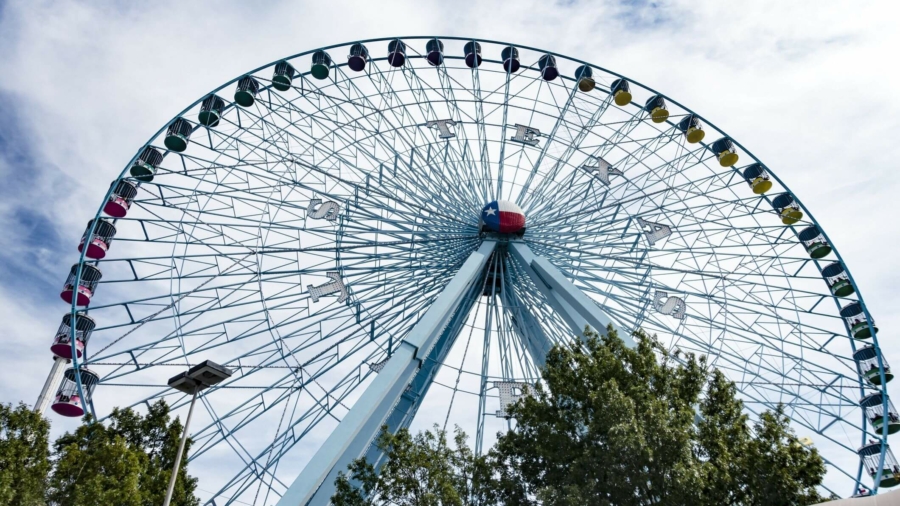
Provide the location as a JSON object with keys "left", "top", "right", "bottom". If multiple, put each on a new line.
{"left": 33, "top": 36, "right": 896, "bottom": 503}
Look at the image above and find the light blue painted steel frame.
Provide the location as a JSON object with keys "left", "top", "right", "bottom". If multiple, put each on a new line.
{"left": 53, "top": 36, "right": 887, "bottom": 499}
{"left": 508, "top": 241, "right": 632, "bottom": 348}
{"left": 275, "top": 240, "right": 496, "bottom": 506}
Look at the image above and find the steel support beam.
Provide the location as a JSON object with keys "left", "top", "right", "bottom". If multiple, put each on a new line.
{"left": 509, "top": 241, "right": 634, "bottom": 350}
{"left": 502, "top": 286, "right": 553, "bottom": 369}
{"left": 34, "top": 356, "right": 68, "bottom": 414}
{"left": 276, "top": 240, "right": 497, "bottom": 506}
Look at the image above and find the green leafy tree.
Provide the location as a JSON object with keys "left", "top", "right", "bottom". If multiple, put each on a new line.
{"left": 48, "top": 400, "right": 198, "bottom": 506}
{"left": 493, "top": 326, "right": 829, "bottom": 506}
{"left": 331, "top": 327, "right": 829, "bottom": 506}
{"left": 0, "top": 402, "right": 51, "bottom": 506}
{"left": 48, "top": 418, "right": 145, "bottom": 506}
{"left": 332, "top": 425, "right": 497, "bottom": 506}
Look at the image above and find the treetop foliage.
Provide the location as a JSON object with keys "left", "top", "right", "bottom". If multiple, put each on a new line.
{"left": 333, "top": 326, "right": 830, "bottom": 506}
{"left": 0, "top": 399, "right": 199, "bottom": 506}
{"left": 0, "top": 402, "right": 51, "bottom": 506}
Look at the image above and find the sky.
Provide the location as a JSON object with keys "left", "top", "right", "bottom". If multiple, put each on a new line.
{"left": 1, "top": 0, "right": 899, "bottom": 500}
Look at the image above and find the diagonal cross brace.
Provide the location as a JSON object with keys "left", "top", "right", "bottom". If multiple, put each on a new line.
{"left": 508, "top": 242, "right": 634, "bottom": 354}
{"left": 275, "top": 240, "right": 497, "bottom": 506}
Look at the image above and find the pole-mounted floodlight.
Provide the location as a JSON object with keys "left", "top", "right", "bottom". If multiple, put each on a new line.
{"left": 162, "top": 360, "right": 232, "bottom": 506}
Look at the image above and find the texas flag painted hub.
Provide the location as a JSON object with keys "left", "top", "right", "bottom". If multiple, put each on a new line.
{"left": 481, "top": 200, "right": 526, "bottom": 234}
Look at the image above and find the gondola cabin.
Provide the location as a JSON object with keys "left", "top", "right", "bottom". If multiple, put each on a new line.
{"left": 610, "top": 79, "right": 632, "bottom": 106}
{"left": 772, "top": 193, "right": 803, "bottom": 225}
{"left": 538, "top": 54, "right": 559, "bottom": 81}
{"left": 164, "top": 117, "right": 193, "bottom": 153}
{"left": 50, "top": 312, "right": 96, "bottom": 359}
{"left": 822, "top": 262, "right": 854, "bottom": 297}
{"left": 426, "top": 38, "right": 444, "bottom": 66}
{"left": 644, "top": 95, "right": 669, "bottom": 123}
{"left": 129, "top": 146, "right": 164, "bottom": 182}
{"left": 861, "top": 393, "right": 900, "bottom": 435}
{"left": 51, "top": 367, "right": 100, "bottom": 417}
{"left": 798, "top": 225, "right": 831, "bottom": 259}
{"left": 464, "top": 41, "right": 482, "bottom": 68}
{"left": 841, "top": 302, "right": 878, "bottom": 340}
{"left": 78, "top": 219, "right": 116, "bottom": 260}
{"left": 855, "top": 345, "right": 893, "bottom": 385}
{"left": 711, "top": 137, "right": 739, "bottom": 167}
{"left": 677, "top": 114, "right": 705, "bottom": 143}
{"left": 501, "top": 46, "right": 520, "bottom": 73}
{"left": 741, "top": 163, "right": 772, "bottom": 195}
{"left": 574, "top": 65, "right": 595, "bottom": 92}
{"left": 858, "top": 442, "right": 900, "bottom": 488}
{"left": 198, "top": 95, "right": 226, "bottom": 127}
{"left": 348, "top": 43, "right": 369, "bottom": 72}
{"left": 234, "top": 76, "right": 260, "bottom": 107}
{"left": 103, "top": 179, "right": 138, "bottom": 218}
{"left": 311, "top": 51, "right": 332, "bottom": 80}
{"left": 272, "top": 61, "right": 296, "bottom": 91}
{"left": 387, "top": 39, "right": 406, "bottom": 67}
{"left": 60, "top": 264, "right": 102, "bottom": 307}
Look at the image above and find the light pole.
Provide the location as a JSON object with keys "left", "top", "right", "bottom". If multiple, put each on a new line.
{"left": 162, "top": 360, "right": 232, "bottom": 506}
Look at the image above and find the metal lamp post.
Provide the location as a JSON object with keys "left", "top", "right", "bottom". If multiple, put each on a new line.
{"left": 162, "top": 360, "right": 232, "bottom": 506}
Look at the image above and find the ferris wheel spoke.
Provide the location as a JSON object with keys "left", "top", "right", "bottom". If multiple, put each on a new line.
{"left": 519, "top": 90, "right": 615, "bottom": 209}
{"left": 468, "top": 57, "right": 493, "bottom": 201}
{"left": 399, "top": 57, "right": 486, "bottom": 200}
{"left": 566, "top": 260, "right": 851, "bottom": 359}
{"left": 196, "top": 98, "right": 479, "bottom": 217}
{"left": 154, "top": 293, "right": 441, "bottom": 462}
{"left": 528, "top": 126, "right": 695, "bottom": 225}
{"left": 558, "top": 250, "right": 841, "bottom": 319}
{"left": 514, "top": 78, "right": 579, "bottom": 204}
{"left": 525, "top": 99, "right": 647, "bottom": 216}
{"left": 322, "top": 62, "right": 484, "bottom": 210}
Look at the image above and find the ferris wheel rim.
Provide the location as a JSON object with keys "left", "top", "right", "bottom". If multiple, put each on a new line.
{"left": 56, "top": 36, "right": 889, "bottom": 499}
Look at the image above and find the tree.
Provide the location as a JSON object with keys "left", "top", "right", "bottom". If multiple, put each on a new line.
{"left": 0, "top": 402, "right": 51, "bottom": 506}
{"left": 102, "top": 401, "right": 199, "bottom": 506}
{"left": 331, "top": 327, "right": 829, "bottom": 506}
{"left": 48, "top": 419, "right": 145, "bottom": 506}
{"left": 332, "top": 425, "right": 497, "bottom": 506}
{"left": 48, "top": 400, "right": 199, "bottom": 506}
{"left": 492, "top": 326, "right": 829, "bottom": 506}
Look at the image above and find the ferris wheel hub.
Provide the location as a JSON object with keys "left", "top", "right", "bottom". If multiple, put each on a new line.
{"left": 480, "top": 199, "right": 526, "bottom": 235}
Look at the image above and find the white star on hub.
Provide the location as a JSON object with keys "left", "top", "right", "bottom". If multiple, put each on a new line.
{"left": 484, "top": 207, "right": 496, "bottom": 216}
